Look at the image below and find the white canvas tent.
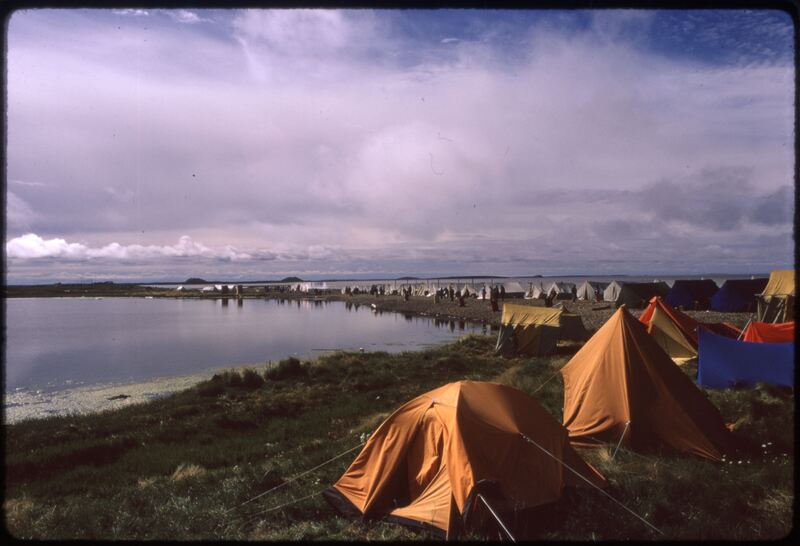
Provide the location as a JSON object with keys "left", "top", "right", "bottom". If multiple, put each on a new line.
{"left": 502, "top": 282, "right": 526, "bottom": 297}
{"left": 575, "top": 281, "right": 609, "bottom": 301}
{"left": 603, "top": 281, "right": 624, "bottom": 302}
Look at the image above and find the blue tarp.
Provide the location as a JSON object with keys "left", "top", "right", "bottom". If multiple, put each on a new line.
{"left": 697, "top": 329, "right": 794, "bottom": 389}
{"left": 664, "top": 279, "right": 719, "bottom": 310}
{"left": 710, "top": 278, "right": 769, "bottom": 312}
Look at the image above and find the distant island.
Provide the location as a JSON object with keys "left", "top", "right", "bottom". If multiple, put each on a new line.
{"left": 395, "top": 276, "right": 420, "bottom": 280}
{"left": 280, "top": 276, "right": 303, "bottom": 283}
{"left": 184, "top": 278, "right": 209, "bottom": 284}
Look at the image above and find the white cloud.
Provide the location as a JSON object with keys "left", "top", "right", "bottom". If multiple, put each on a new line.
{"left": 112, "top": 9, "right": 149, "bottom": 17}
{"left": 166, "top": 10, "right": 208, "bottom": 25}
{"left": 5, "top": 234, "right": 255, "bottom": 262}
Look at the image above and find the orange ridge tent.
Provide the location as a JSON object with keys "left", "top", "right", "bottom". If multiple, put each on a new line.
{"left": 562, "top": 306, "right": 733, "bottom": 461}
{"left": 639, "top": 297, "right": 740, "bottom": 363}
{"left": 323, "top": 380, "right": 606, "bottom": 539}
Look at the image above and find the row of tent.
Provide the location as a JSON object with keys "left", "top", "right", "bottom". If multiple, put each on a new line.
{"left": 339, "top": 281, "right": 529, "bottom": 298}
{"left": 324, "top": 303, "right": 790, "bottom": 538}
{"left": 527, "top": 270, "right": 795, "bottom": 318}
{"left": 498, "top": 293, "right": 795, "bottom": 389}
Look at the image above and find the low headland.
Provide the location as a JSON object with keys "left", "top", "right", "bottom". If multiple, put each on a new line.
{"left": 3, "top": 284, "right": 792, "bottom": 540}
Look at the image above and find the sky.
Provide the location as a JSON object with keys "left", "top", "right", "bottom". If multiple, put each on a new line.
{"left": 4, "top": 8, "right": 796, "bottom": 283}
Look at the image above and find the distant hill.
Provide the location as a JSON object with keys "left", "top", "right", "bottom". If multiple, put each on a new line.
{"left": 280, "top": 276, "right": 303, "bottom": 283}
{"left": 396, "top": 276, "right": 420, "bottom": 280}
{"left": 184, "top": 278, "right": 208, "bottom": 284}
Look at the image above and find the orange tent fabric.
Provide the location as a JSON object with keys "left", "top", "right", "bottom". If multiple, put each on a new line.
{"left": 561, "top": 306, "right": 733, "bottom": 462}
{"left": 742, "top": 321, "right": 795, "bottom": 343}
{"left": 324, "top": 381, "right": 606, "bottom": 539}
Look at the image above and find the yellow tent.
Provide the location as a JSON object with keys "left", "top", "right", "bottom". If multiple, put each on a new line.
{"left": 762, "top": 270, "right": 795, "bottom": 296}
{"left": 757, "top": 270, "right": 795, "bottom": 322}
{"left": 495, "top": 303, "right": 587, "bottom": 357}
{"left": 324, "top": 381, "right": 607, "bottom": 539}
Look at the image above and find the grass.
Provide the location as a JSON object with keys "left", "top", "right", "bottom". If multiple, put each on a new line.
{"left": 3, "top": 334, "right": 793, "bottom": 540}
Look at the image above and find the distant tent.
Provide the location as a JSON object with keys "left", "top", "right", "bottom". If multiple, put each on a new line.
{"left": 525, "top": 282, "right": 546, "bottom": 299}
{"left": 664, "top": 279, "right": 719, "bottom": 310}
{"left": 638, "top": 297, "right": 741, "bottom": 364}
{"left": 697, "top": 329, "right": 794, "bottom": 389}
{"left": 603, "top": 281, "right": 624, "bottom": 302}
{"left": 575, "top": 281, "right": 609, "bottom": 301}
{"left": 710, "top": 278, "right": 768, "bottom": 312}
{"left": 756, "top": 270, "right": 795, "bottom": 323}
{"left": 613, "top": 282, "right": 670, "bottom": 309}
{"left": 501, "top": 282, "right": 526, "bottom": 298}
{"left": 546, "top": 282, "right": 576, "bottom": 300}
{"left": 742, "top": 321, "right": 795, "bottom": 344}
{"left": 323, "top": 380, "right": 606, "bottom": 539}
{"left": 495, "top": 303, "right": 588, "bottom": 357}
{"left": 560, "top": 306, "right": 734, "bottom": 461}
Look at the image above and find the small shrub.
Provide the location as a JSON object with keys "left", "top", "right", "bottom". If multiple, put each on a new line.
{"left": 227, "top": 371, "right": 243, "bottom": 387}
{"left": 196, "top": 379, "right": 224, "bottom": 397}
{"left": 265, "top": 357, "right": 306, "bottom": 381}
{"left": 241, "top": 368, "right": 265, "bottom": 390}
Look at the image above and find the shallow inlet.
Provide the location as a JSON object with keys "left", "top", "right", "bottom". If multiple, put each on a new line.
{"left": 5, "top": 297, "right": 485, "bottom": 423}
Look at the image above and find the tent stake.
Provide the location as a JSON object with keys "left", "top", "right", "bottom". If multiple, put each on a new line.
{"left": 477, "top": 494, "right": 516, "bottom": 542}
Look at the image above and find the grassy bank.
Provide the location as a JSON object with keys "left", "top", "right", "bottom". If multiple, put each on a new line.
{"left": 4, "top": 335, "right": 793, "bottom": 540}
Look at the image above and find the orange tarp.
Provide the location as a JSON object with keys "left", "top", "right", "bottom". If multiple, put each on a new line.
{"left": 327, "top": 381, "right": 606, "bottom": 538}
{"left": 742, "top": 321, "right": 795, "bottom": 343}
{"left": 561, "top": 306, "right": 733, "bottom": 462}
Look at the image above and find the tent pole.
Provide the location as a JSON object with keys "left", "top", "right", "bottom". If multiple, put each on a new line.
{"left": 611, "top": 421, "right": 631, "bottom": 459}
{"left": 477, "top": 494, "right": 516, "bottom": 542}
{"left": 737, "top": 317, "right": 752, "bottom": 341}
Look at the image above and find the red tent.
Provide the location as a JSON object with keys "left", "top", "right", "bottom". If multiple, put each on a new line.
{"left": 742, "top": 321, "right": 795, "bottom": 343}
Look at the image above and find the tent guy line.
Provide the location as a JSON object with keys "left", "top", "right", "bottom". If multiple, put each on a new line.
{"left": 520, "top": 433, "right": 664, "bottom": 536}
{"left": 225, "top": 441, "right": 366, "bottom": 515}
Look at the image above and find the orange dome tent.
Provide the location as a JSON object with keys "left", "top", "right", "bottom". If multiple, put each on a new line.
{"left": 323, "top": 380, "right": 606, "bottom": 539}
{"left": 561, "top": 306, "right": 733, "bottom": 461}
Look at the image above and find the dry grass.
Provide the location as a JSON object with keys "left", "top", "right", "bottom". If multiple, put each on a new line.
{"left": 170, "top": 463, "right": 206, "bottom": 482}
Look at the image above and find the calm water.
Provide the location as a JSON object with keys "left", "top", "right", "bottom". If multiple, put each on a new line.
{"left": 4, "top": 297, "right": 484, "bottom": 395}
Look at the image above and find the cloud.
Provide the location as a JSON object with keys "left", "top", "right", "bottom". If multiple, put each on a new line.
{"left": 167, "top": 10, "right": 208, "bottom": 24}
{"left": 6, "top": 234, "right": 257, "bottom": 262}
{"left": 112, "top": 9, "right": 149, "bottom": 17}
{"left": 9, "top": 178, "right": 48, "bottom": 187}
{"left": 5, "top": 9, "right": 794, "bottom": 280}
{"left": 7, "top": 192, "right": 39, "bottom": 231}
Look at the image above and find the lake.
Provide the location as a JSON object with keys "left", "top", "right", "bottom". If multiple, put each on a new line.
{"left": 4, "top": 297, "right": 485, "bottom": 422}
